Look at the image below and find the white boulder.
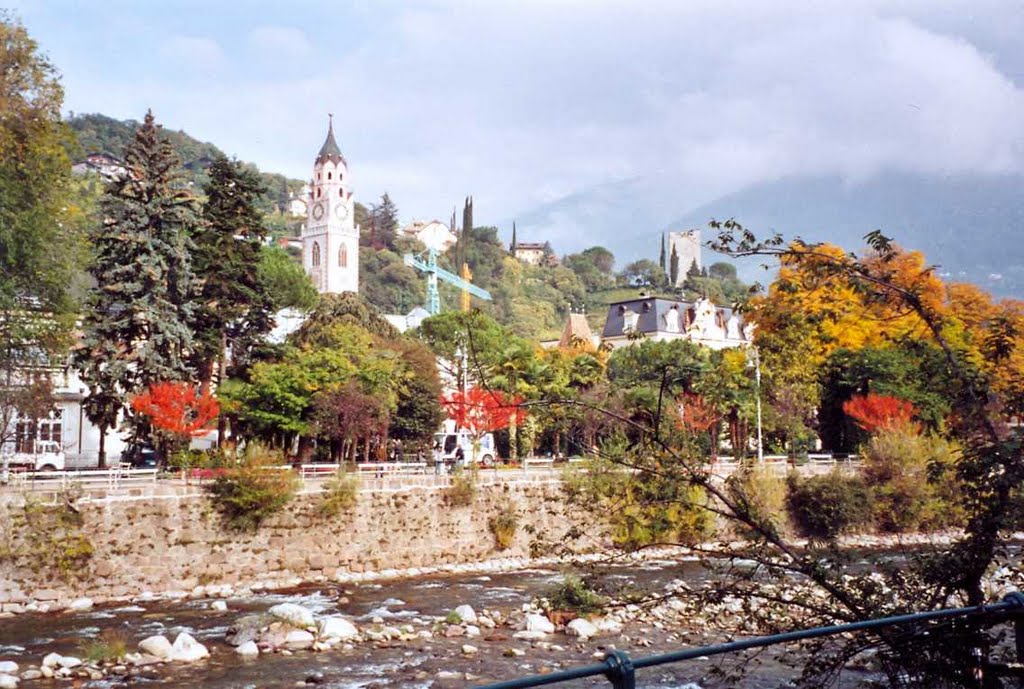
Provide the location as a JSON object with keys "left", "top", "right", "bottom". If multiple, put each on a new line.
{"left": 453, "top": 605, "right": 477, "bottom": 624}
{"left": 235, "top": 641, "right": 259, "bottom": 657}
{"left": 268, "top": 603, "right": 315, "bottom": 629}
{"left": 0, "top": 664, "right": 15, "bottom": 676}
{"left": 461, "top": 644, "right": 478, "bottom": 655}
{"left": 566, "top": 618, "right": 599, "bottom": 639}
{"left": 41, "top": 654, "right": 62, "bottom": 669}
{"left": 138, "top": 635, "right": 173, "bottom": 660}
{"left": 168, "top": 632, "right": 210, "bottom": 662}
{"left": 317, "top": 616, "right": 358, "bottom": 641}
{"left": 0, "top": 675, "right": 16, "bottom": 689}
{"left": 210, "top": 600, "right": 228, "bottom": 612}
{"left": 284, "top": 630, "right": 315, "bottom": 650}
{"left": 513, "top": 630, "right": 549, "bottom": 641}
{"left": 67, "top": 598, "right": 94, "bottom": 612}
{"left": 524, "top": 613, "right": 555, "bottom": 634}
{"left": 55, "top": 657, "right": 81, "bottom": 670}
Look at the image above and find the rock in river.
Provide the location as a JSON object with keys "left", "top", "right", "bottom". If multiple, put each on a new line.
{"left": 138, "top": 635, "right": 173, "bottom": 660}
{"left": 268, "top": 603, "right": 315, "bottom": 629}
{"left": 168, "top": 632, "right": 210, "bottom": 662}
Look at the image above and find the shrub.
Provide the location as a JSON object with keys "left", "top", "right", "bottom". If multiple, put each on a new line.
{"left": 319, "top": 473, "right": 359, "bottom": 517}
{"left": 861, "top": 427, "right": 963, "bottom": 532}
{"left": 488, "top": 507, "right": 518, "bottom": 550}
{"left": 79, "top": 629, "right": 129, "bottom": 663}
{"left": 613, "top": 482, "right": 714, "bottom": 550}
{"left": 446, "top": 467, "right": 477, "bottom": 507}
{"left": 205, "top": 445, "right": 297, "bottom": 532}
{"left": 546, "top": 574, "right": 607, "bottom": 615}
{"left": 786, "top": 471, "right": 871, "bottom": 542}
{"left": 726, "top": 466, "right": 789, "bottom": 538}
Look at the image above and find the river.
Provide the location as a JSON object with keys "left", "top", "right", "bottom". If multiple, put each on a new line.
{"left": 0, "top": 557, "right": 877, "bottom": 689}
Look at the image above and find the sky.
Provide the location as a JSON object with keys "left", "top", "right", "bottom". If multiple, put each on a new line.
{"left": 11, "top": 1, "right": 1024, "bottom": 254}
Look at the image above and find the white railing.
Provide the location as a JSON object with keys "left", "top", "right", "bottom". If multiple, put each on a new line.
{"left": 522, "top": 457, "right": 556, "bottom": 472}
{"left": 355, "top": 462, "right": 428, "bottom": 476}
{"left": 299, "top": 463, "right": 343, "bottom": 480}
{"left": 10, "top": 467, "right": 159, "bottom": 491}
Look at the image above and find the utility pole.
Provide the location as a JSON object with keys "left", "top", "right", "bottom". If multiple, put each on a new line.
{"left": 748, "top": 345, "right": 764, "bottom": 463}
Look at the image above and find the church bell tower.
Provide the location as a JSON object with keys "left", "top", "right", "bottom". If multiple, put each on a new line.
{"left": 303, "top": 115, "right": 359, "bottom": 294}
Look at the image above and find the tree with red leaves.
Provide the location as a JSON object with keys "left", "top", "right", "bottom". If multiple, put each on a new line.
{"left": 441, "top": 387, "right": 523, "bottom": 442}
{"left": 842, "top": 393, "right": 915, "bottom": 433}
{"left": 131, "top": 382, "right": 220, "bottom": 462}
{"left": 678, "top": 392, "right": 721, "bottom": 433}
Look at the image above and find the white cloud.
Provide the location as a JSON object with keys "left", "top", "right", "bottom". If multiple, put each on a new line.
{"left": 158, "top": 35, "right": 224, "bottom": 70}
{"left": 247, "top": 26, "right": 313, "bottom": 58}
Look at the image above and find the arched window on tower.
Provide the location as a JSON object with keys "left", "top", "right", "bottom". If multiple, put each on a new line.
{"left": 339, "top": 243, "right": 348, "bottom": 268}
{"left": 316, "top": 188, "right": 321, "bottom": 198}
{"left": 312, "top": 241, "right": 321, "bottom": 267}
{"left": 339, "top": 189, "right": 344, "bottom": 197}
{"left": 328, "top": 172, "right": 332, "bottom": 180}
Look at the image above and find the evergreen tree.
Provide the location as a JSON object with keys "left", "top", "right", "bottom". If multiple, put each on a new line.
{"left": 511, "top": 221, "right": 517, "bottom": 253}
{"left": 460, "top": 196, "right": 473, "bottom": 267}
{"left": 659, "top": 234, "right": 666, "bottom": 273}
{"left": 686, "top": 258, "right": 701, "bottom": 279}
{"left": 74, "top": 110, "right": 199, "bottom": 464}
{"left": 193, "top": 153, "right": 274, "bottom": 388}
{"left": 670, "top": 245, "right": 680, "bottom": 286}
{"left": 368, "top": 192, "right": 399, "bottom": 250}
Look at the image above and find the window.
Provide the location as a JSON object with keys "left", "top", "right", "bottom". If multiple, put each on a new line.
{"left": 14, "top": 410, "right": 62, "bottom": 454}
{"left": 316, "top": 188, "right": 321, "bottom": 198}
{"left": 339, "top": 243, "right": 348, "bottom": 267}
{"left": 339, "top": 189, "right": 344, "bottom": 197}
{"left": 328, "top": 172, "right": 332, "bottom": 180}
{"left": 312, "top": 241, "right": 321, "bottom": 266}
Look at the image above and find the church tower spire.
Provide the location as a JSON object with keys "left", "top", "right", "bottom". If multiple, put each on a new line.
{"left": 303, "top": 115, "right": 359, "bottom": 294}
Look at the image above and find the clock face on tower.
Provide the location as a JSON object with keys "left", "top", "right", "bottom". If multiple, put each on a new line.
{"left": 334, "top": 203, "right": 349, "bottom": 221}
{"left": 312, "top": 202, "right": 325, "bottom": 220}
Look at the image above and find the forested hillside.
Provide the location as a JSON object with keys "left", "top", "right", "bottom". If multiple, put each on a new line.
{"left": 67, "top": 113, "right": 305, "bottom": 215}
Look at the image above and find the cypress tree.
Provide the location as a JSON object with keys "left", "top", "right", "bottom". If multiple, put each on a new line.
{"left": 659, "top": 234, "right": 666, "bottom": 273}
{"left": 74, "top": 110, "right": 199, "bottom": 462}
{"left": 670, "top": 245, "right": 680, "bottom": 286}
{"left": 511, "top": 221, "right": 517, "bottom": 253}
{"left": 460, "top": 196, "right": 473, "bottom": 267}
{"left": 192, "top": 153, "right": 273, "bottom": 389}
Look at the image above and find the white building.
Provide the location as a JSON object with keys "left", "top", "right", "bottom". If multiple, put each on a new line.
{"left": 303, "top": 117, "right": 360, "bottom": 295}
{"left": 601, "top": 296, "right": 752, "bottom": 350}
{"left": 400, "top": 220, "right": 457, "bottom": 252}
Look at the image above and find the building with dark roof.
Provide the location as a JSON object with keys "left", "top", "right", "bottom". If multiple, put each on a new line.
{"left": 601, "top": 296, "right": 752, "bottom": 350}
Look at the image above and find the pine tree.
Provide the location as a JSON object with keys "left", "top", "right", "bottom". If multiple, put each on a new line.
{"left": 369, "top": 192, "right": 399, "bottom": 250}
{"left": 192, "top": 153, "right": 273, "bottom": 390}
{"left": 74, "top": 110, "right": 199, "bottom": 464}
{"left": 670, "top": 245, "right": 680, "bottom": 286}
{"left": 659, "top": 234, "right": 666, "bottom": 273}
{"left": 460, "top": 196, "right": 473, "bottom": 267}
{"left": 511, "top": 221, "right": 517, "bottom": 253}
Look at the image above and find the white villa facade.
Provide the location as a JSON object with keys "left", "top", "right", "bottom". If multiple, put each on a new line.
{"left": 600, "top": 296, "right": 752, "bottom": 350}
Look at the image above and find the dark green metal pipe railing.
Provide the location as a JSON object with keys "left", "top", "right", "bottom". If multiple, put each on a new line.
{"left": 476, "top": 591, "right": 1024, "bottom": 689}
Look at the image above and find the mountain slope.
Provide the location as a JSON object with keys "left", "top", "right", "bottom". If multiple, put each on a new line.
{"left": 674, "top": 172, "right": 1024, "bottom": 296}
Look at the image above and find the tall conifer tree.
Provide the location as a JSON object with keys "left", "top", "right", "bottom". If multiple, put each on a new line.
{"left": 75, "top": 110, "right": 199, "bottom": 463}
{"left": 670, "top": 245, "right": 680, "bottom": 287}
{"left": 193, "top": 153, "right": 273, "bottom": 389}
{"left": 659, "top": 234, "right": 666, "bottom": 273}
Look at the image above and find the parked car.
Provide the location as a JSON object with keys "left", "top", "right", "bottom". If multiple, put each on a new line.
{"left": 120, "top": 443, "right": 159, "bottom": 468}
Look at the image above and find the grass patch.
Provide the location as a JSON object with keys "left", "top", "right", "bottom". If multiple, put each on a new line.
{"left": 445, "top": 467, "right": 477, "bottom": 507}
{"left": 79, "top": 629, "right": 130, "bottom": 663}
{"left": 319, "top": 473, "right": 359, "bottom": 517}
{"left": 488, "top": 507, "right": 518, "bottom": 550}
{"left": 546, "top": 574, "right": 607, "bottom": 615}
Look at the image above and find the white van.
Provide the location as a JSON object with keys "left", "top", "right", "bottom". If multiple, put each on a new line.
{"left": 0, "top": 439, "right": 66, "bottom": 482}
{"left": 433, "top": 430, "right": 497, "bottom": 467}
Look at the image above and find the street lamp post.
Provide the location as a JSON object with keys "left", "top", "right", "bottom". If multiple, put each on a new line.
{"left": 747, "top": 345, "right": 764, "bottom": 463}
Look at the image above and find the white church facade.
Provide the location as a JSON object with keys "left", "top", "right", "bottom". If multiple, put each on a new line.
{"left": 302, "top": 117, "right": 360, "bottom": 295}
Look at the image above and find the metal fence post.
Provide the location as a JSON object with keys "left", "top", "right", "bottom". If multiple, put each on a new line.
{"left": 603, "top": 650, "right": 635, "bottom": 689}
{"left": 1002, "top": 591, "right": 1024, "bottom": 662}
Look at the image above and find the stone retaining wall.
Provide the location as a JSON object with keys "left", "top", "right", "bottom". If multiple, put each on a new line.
{"left": 0, "top": 479, "right": 596, "bottom": 612}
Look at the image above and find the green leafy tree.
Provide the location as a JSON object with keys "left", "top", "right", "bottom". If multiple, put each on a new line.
{"left": 74, "top": 111, "right": 200, "bottom": 461}
{"left": 257, "top": 244, "right": 318, "bottom": 312}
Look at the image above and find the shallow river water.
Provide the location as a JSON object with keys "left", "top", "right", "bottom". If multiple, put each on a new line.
{"left": 0, "top": 558, "right": 875, "bottom": 689}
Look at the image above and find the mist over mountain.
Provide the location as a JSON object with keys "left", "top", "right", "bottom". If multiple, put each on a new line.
{"left": 513, "top": 171, "right": 1024, "bottom": 297}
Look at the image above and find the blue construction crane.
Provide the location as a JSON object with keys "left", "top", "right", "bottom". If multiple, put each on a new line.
{"left": 403, "top": 247, "right": 492, "bottom": 316}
